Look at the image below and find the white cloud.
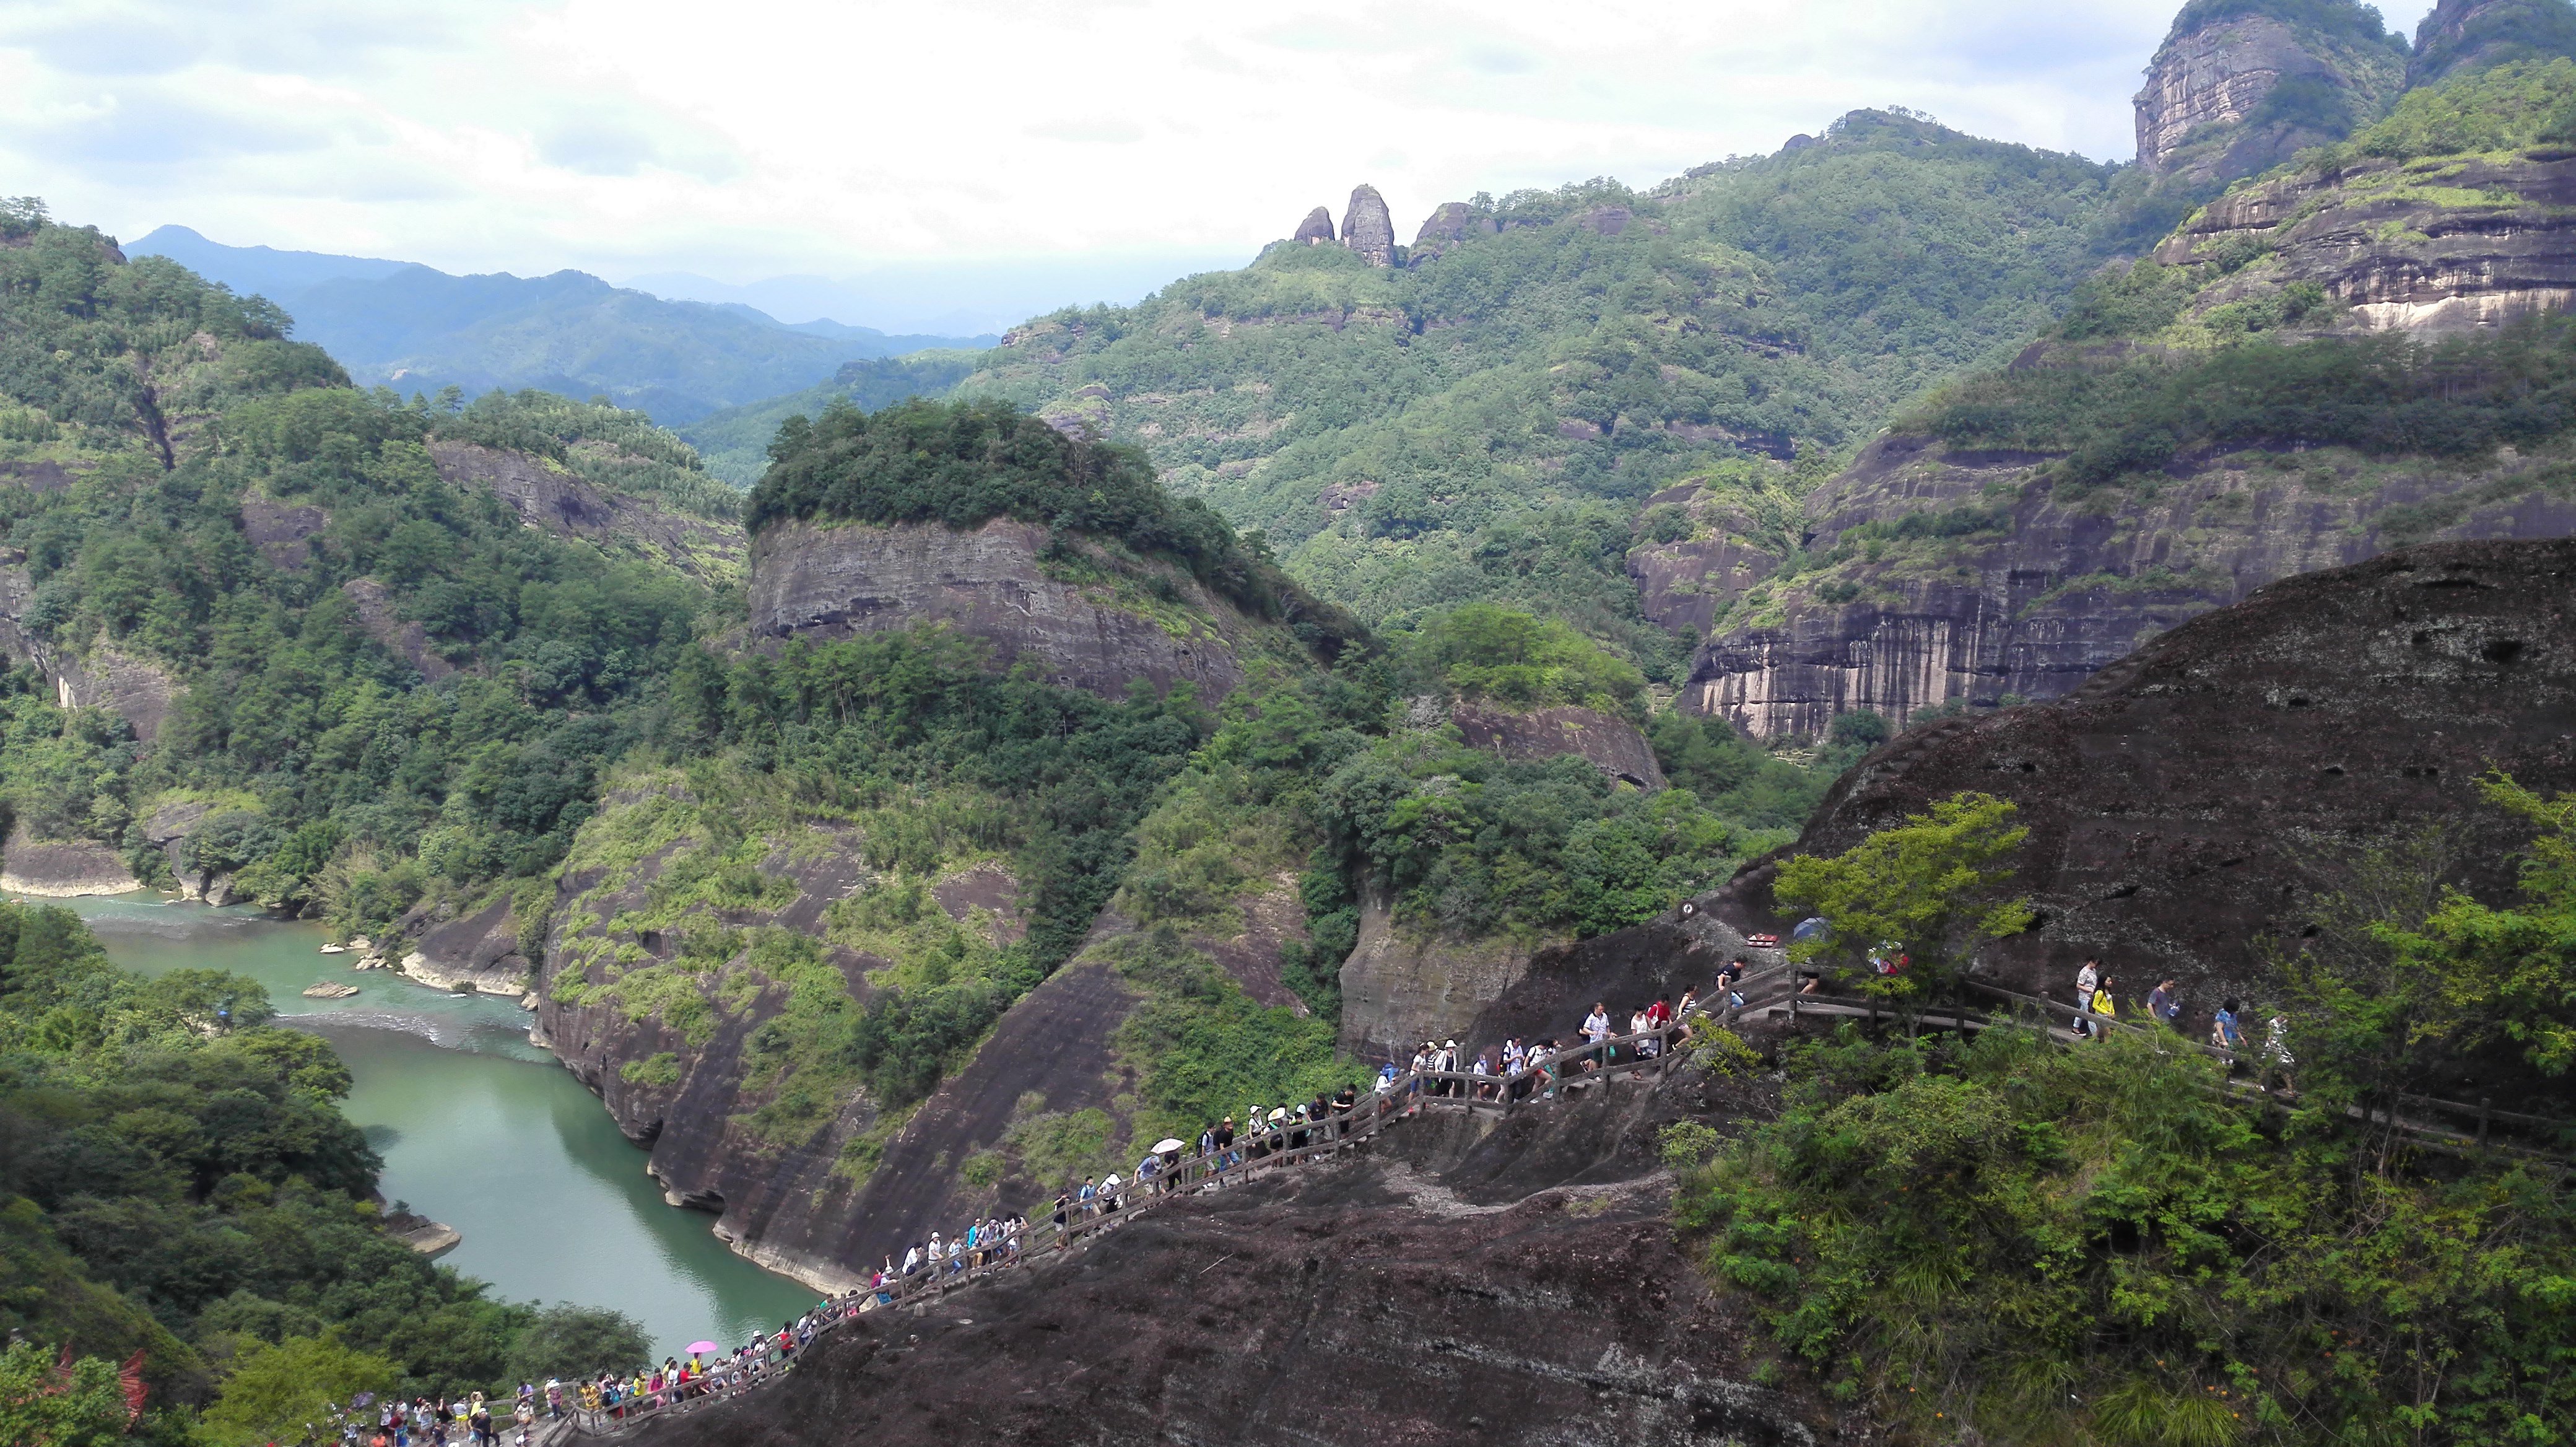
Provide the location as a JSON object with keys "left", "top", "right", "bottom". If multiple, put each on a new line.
{"left": 0, "top": 0, "right": 2443, "bottom": 288}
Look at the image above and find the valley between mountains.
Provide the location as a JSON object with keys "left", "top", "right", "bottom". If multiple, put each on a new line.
{"left": 6, "top": 2, "right": 2576, "bottom": 1444}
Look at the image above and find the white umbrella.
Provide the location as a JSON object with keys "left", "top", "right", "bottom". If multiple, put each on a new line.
{"left": 1151, "top": 1138, "right": 1186, "bottom": 1153}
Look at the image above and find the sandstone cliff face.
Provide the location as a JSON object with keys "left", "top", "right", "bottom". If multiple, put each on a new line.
{"left": 2133, "top": 9, "right": 2404, "bottom": 183}
{"left": 428, "top": 442, "right": 745, "bottom": 584}
{"left": 1341, "top": 183, "right": 1398, "bottom": 267}
{"left": 1665, "top": 427, "right": 2576, "bottom": 738}
{"left": 1337, "top": 885, "right": 1554, "bottom": 1063}
{"left": 48, "top": 641, "right": 180, "bottom": 744}
{"left": 1717, "top": 538, "right": 2576, "bottom": 1037}
{"left": 747, "top": 517, "right": 1248, "bottom": 704}
{"left": 2156, "top": 149, "right": 2576, "bottom": 334}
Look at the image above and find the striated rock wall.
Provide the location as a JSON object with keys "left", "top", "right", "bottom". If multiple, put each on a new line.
{"left": 1715, "top": 538, "right": 2576, "bottom": 1040}
{"left": 398, "top": 894, "right": 532, "bottom": 996}
{"left": 1670, "top": 432, "right": 2576, "bottom": 738}
{"left": 2133, "top": 8, "right": 2403, "bottom": 183}
{"left": 48, "top": 642, "right": 180, "bottom": 743}
{"left": 746, "top": 516, "right": 1248, "bottom": 704}
{"left": 2157, "top": 151, "right": 2576, "bottom": 335}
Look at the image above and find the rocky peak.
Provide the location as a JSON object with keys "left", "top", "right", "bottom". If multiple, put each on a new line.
{"left": 2409, "top": 0, "right": 2576, "bottom": 87}
{"left": 1341, "top": 184, "right": 1396, "bottom": 267}
{"left": 1290, "top": 205, "right": 1335, "bottom": 245}
{"left": 1409, "top": 200, "right": 1495, "bottom": 263}
{"left": 2133, "top": 1, "right": 2404, "bottom": 183}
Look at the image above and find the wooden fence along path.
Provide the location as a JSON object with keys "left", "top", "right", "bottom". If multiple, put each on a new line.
{"left": 556, "top": 962, "right": 2572, "bottom": 1436}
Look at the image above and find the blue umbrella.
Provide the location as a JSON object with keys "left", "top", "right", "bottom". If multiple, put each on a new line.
{"left": 1791, "top": 916, "right": 1832, "bottom": 943}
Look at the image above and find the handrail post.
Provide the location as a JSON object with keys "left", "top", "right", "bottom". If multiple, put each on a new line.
{"left": 2479, "top": 1098, "right": 2492, "bottom": 1148}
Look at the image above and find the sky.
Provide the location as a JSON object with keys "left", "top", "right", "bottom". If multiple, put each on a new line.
{"left": 0, "top": 0, "right": 2441, "bottom": 324}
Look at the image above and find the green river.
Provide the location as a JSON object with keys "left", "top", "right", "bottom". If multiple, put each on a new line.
{"left": 43, "top": 893, "right": 818, "bottom": 1361}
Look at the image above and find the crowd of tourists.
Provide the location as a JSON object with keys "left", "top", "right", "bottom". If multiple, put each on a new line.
{"left": 2066, "top": 955, "right": 2298, "bottom": 1090}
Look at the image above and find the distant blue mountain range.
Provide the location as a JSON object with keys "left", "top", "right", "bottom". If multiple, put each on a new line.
{"left": 128, "top": 226, "right": 995, "bottom": 426}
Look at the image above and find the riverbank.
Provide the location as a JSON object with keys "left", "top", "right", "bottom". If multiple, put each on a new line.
{"left": 20, "top": 891, "right": 819, "bottom": 1360}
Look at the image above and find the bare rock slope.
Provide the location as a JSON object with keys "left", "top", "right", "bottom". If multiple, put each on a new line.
{"left": 1717, "top": 538, "right": 2576, "bottom": 1025}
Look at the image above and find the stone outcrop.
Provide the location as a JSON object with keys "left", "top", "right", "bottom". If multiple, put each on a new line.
{"left": 49, "top": 642, "right": 180, "bottom": 743}
{"left": 0, "top": 562, "right": 48, "bottom": 676}
{"left": 1290, "top": 206, "right": 1334, "bottom": 244}
{"left": 341, "top": 579, "right": 455, "bottom": 682}
{"left": 1448, "top": 699, "right": 1667, "bottom": 789}
{"left": 0, "top": 821, "right": 139, "bottom": 897}
{"left": 1717, "top": 538, "right": 2576, "bottom": 1044}
{"left": 1668, "top": 430, "right": 2576, "bottom": 739}
{"left": 1337, "top": 885, "right": 1561, "bottom": 1062}
{"left": 138, "top": 800, "right": 248, "bottom": 905}
{"left": 1341, "top": 184, "right": 1397, "bottom": 267}
{"left": 1410, "top": 199, "right": 1497, "bottom": 261}
{"left": 2409, "top": 0, "right": 2576, "bottom": 87}
{"left": 238, "top": 496, "right": 328, "bottom": 571}
{"left": 2133, "top": 5, "right": 2403, "bottom": 183}
{"left": 428, "top": 442, "right": 745, "bottom": 584}
{"left": 397, "top": 894, "right": 533, "bottom": 995}
{"left": 2156, "top": 149, "right": 2576, "bottom": 334}
{"left": 747, "top": 517, "right": 1247, "bottom": 704}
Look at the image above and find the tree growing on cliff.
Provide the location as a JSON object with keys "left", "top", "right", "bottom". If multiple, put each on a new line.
{"left": 1773, "top": 792, "right": 2034, "bottom": 1000}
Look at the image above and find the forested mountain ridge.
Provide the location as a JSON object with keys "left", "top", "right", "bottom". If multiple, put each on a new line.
{"left": 1672, "top": 56, "right": 2576, "bottom": 736}
{"left": 0, "top": 198, "right": 729, "bottom": 935}
{"left": 128, "top": 225, "right": 991, "bottom": 427}
{"left": 951, "top": 111, "right": 2127, "bottom": 678}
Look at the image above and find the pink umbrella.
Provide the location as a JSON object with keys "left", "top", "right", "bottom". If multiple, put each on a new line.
{"left": 685, "top": 1341, "right": 718, "bottom": 1356}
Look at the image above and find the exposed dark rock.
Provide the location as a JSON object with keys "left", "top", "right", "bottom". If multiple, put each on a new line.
{"left": 341, "top": 579, "right": 456, "bottom": 682}
{"left": 1715, "top": 538, "right": 2576, "bottom": 1044}
{"left": 427, "top": 441, "right": 744, "bottom": 584}
{"left": 1291, "top": 206, "right": 1335, "bottom": 245}
{"left": 0, "top": 460, "right": 76, "bottom": 492}
{"left": 1341, "top": 183, "right": 1398, "bottom": 267}
{"left": 237, "top": 496, "right": 328, "bottom": 572}
{"left": 1448, "top": 700, "right": 1667, "bottom": 790}
{"left": 630, "top": 1090, "right": 1848, "bottom": 1447}
{"left": 2410, "top": 0, "right": 2576, "bottom": 87}
{"left": 398, "top": 894, "right": 532, "bottom": 995}
{"left": 1409, "top": 199, "right": 1496, "bottom": 262}
{"left": 0, "top": 821, "right": 139, "bottom": 898}
{"left": 746, "top": 517, "right": 1248, "bottom": 704}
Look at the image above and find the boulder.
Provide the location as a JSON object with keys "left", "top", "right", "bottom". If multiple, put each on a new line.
{"left": 1290, "top": 206, "right": 1334, "bottom": 245}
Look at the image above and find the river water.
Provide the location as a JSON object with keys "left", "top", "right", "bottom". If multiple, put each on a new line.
{"left": 43, "top": 893, "right": 817, "bottom": 1362}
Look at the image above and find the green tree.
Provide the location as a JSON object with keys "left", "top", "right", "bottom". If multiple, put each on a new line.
{"left": 196, "top": 1336, "right": 399, "bottom": 1447}
{"left": 2375, "top": 772, "right": 2576, "bottom": 1074}
{"left": 1772, "top": 792, "right": 2034, "bottom": 1000}
{"left": 0, "top": 1342, "right": 128, "bottom": 1447}
{"left": 500, "top": 1305, "right": 650, "bottom": 1384}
